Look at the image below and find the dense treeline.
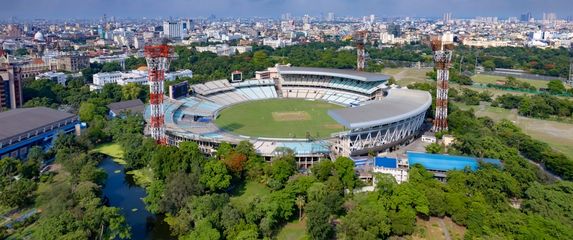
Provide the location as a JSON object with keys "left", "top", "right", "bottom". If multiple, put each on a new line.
{"left": 494, "top": 93, "right": 573, "bottom": 120}
{"left": 476, "top": 46, "right": 572, "bottom": 77}
{"left": 0, "top": 135, "right": 131, "bottom": 239}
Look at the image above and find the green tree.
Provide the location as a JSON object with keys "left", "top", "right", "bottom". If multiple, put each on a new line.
{"left": 122, "top": 82, "right": 145, "bottom": 100}
{"left": 305, "top": 201, "right": 333, "bottom": 240}
{"left": 269, "top": 154, "right": 297, "bottom": 187}
{"left": 181, "top": 220, "right": 221, "bottom": 240}
{"left": 547, "top": 80, "right": 565, "bottom": 95}
{"left": 311, "top": 160, "right": 334, "bottom": 182}
{"left": 78, "top": 102, "right": 97, "bottom": 122}
{"left": 0, "top": 179, "right": 37, "bottom": 208}
{"left": 425, "top": 143, "right": 444, "bottom": 154}
{"left": 201, "top": 160, "right": 232, "bottom": 192}
{"left": 482, "top": 60, "right": 496, "bottom": 71}
{"left": 389, "top": 208, "right": 416, "bottom": 235}
{"left": 296, "top": 195, "right": 306, "bottom": 221}
{"left": 334, "top": 156, "right": 358, "bottom": 190}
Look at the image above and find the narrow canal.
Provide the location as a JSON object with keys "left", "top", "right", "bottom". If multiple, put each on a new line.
{"left": 100, "top": 158, "right": 173, "bottom": 240}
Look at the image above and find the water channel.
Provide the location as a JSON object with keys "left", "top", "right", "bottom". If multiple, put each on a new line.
{"left": 100, "top": 158, "right": 173, "bottom": 240}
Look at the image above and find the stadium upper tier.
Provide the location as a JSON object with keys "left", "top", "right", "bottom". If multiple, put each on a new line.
{"left": 276, "top": 66, "right": 391, "bottom": 82}
{"left": 328, "top": 89, "right": 432, "bottom": 129}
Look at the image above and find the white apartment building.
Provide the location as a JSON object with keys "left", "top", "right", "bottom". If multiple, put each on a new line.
{"left": 372, "top": 157, "right": 409, "bottom": 184}
{"left": 93, "top": 71, "right": 122, "bottom": 86}
{"left": 195, "top": 44, "right": 252, "bottom": 56}
{"left": 35, "top": 72, "right": 67, "bottom": 86}
{"left": 92, "top": 69, "right": 193, "bottom": 89}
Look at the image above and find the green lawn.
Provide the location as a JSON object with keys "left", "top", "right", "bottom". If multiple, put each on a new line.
{"left": 471, "top": 74, "right": 551, "bottom": 89}
{"left": 92, "top": 142, "right": 126, "bottom": 165}
{"left": 230, "top": 181, "right": 271, "bottom": 211}
{"left": 277, "top": 220, "right": 308, "bottom": 240}
{"left": 215, "top": 99, "right": 345, "bottom": 139}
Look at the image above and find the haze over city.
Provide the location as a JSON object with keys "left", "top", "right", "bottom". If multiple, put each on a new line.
{"left": 1, "top": 0, "right": 573, "bottom": 19}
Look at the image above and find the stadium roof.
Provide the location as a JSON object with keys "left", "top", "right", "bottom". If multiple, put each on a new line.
{"left": 328, "top": 88, "right": 432, "bottom": 129}
{"left": 0, "top": 107, "right": 76, "bottom": 141}
{"left": 407, "top": 151, "right": 502, "bottom": 172}
{"left": 276, "top": 66, "right": 391, "bottom": 82}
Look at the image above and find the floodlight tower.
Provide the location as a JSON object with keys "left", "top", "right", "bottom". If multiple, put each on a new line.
{"left": 144, "top": 44, "right": 171, "bottom": 145}
{"left": 355, "top": 30, "right": 368, "bottom": 71}
{"left": 431, "top": 37, "right": 454, "bottom": 132}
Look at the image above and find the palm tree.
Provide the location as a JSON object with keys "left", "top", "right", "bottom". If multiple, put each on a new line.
{"left": 296, "top": 195, "right": 306, "bottom": 221}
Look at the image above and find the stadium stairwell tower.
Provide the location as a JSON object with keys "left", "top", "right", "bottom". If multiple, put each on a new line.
{"left": 145, "top": 45, "right": 172, "bottom": 145}
{"left": 355, "top": 31, "right": 368, "bottom": 71}
{"left": 431, "top": 37, "right": 454, "bottom": 132}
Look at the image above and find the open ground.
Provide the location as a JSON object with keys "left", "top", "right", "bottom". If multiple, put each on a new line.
{"left": 215, "top": 99, "right": 344, "bottom": 139}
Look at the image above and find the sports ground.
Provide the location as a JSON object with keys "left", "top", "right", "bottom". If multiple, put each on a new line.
{"left": 215, "top": 99, "right": 345, "bottom": 139}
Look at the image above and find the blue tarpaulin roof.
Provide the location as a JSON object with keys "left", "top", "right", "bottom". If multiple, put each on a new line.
{"left": 375, "top": 157, "right": 398, "bottom": 168}
{"left": 407, "top": 151, "right": 501, "bottom": 172}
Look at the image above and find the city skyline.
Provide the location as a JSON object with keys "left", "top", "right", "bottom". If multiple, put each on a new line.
{"left": 1, "top": 0, "right": 573, "bottom": 20}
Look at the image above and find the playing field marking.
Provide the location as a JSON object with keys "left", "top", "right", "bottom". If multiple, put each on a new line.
{"left": 272, "top": 111, "right": 311, "bottom": 121}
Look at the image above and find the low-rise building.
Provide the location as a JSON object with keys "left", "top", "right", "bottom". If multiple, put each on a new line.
{"left": 56, "top": 54, "right": 89, "bottom": 72}
{"left": 372, "top": 156, "right": 409, "bottom": 184}
{"left": 107, "top": 99, "right": 145, "bottom": 118}
{"left": 92, "top": 69, "right": 193, "bottom": 89}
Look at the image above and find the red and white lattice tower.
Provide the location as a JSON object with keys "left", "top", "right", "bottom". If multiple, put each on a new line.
{"left": 431, "top": 38, "right": 454, "bottom": 132}
{"left": 355, "top": 31, "right": 368, "bottom": 71}
{"left": 145, "top": 45, "right": 171, "bottom": 145}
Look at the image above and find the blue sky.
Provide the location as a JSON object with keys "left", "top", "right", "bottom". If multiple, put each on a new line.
{"left": 1, "top": 0, "right": 572, "bottom": 20}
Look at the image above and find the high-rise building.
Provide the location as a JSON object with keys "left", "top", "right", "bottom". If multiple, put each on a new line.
{"left": 0, "top": 64, "right": 23, "bottom": 111}
{"left": 163, "top": 21, "right": 182, "bottom": 39}
{"left": 443, "top": 12, "right": 452, "bottom": 24}
{"left": 543, "top": 12, "right": 557, "bottom": 23}
{"left": 520, "top": 12, "right": 532, "bottom": 22}
{"left": 327, "top": 12, "right": 335, "bottom": 22}
{"left": 163, "top": 20, "right": 192, "bottom": 39}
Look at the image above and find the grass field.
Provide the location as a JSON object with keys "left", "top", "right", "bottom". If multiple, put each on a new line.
{"left": 215, "top": 99, "right": 345, "bottom": 139}
{"left": 456, "top": 103, "right": 573, "bottom": 159}
{"left": 471, "top": 74, "right": 552, "bottom": 89}
{"left": 230, "top": 181, "right": 271, "bottom": 212}
{"left": 382, "top": 67, "right": 432, "bottom": 86}
{"left": 276, "top": 220, "right": 308, "bottom": 240}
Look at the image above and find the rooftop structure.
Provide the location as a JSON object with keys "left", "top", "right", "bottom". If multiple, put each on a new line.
{"left": 107, "top": 99, "right": 145, "bottom": 118}
{"left": 407, "top": 151, "right": 502, "bottom": 172}
{"left": 328, "top": 88, "right": 432, "bottom": 129}
{"left": 0, "top": 107, "right": 79, "bottom": 159}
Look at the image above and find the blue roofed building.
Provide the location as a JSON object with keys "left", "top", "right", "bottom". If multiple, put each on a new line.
{"left": 0, "top": 107, "right": 80, "bottom": 159}
{"left": 407, "top": 151, "right": 502, "bottom": 180}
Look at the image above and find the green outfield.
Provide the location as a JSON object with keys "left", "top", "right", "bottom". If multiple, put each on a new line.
{"left": 215, "top": 99, "right": 345, "bottom": 139}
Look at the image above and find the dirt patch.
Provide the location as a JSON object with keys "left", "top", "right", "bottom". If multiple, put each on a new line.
{"left": 272, "top": 111, "right": 311, "bottom": 121}
{"left": 323, "top": 124, "right": 344, "bottom": 129}
{"left": 413, "top": 217, "right": 465, "bottom": 240}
